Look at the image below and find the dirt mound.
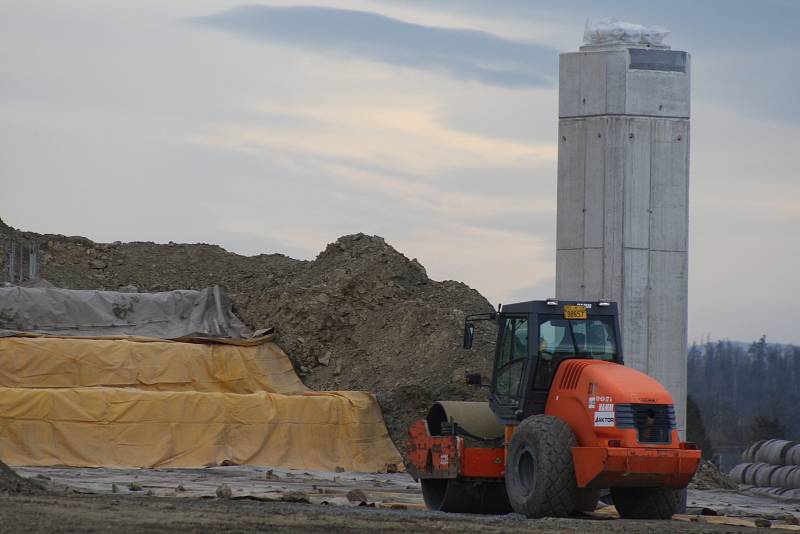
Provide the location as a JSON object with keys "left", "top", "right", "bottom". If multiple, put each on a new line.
{"left": 689, "top": 460, "right": 738, "bottom": 490}
{"left": 0, "top": 460, "right": 43, "bottom": 495}
{"left": 1, "top": 223, "right": 498, "bottom": 450}
{"left": 240, "top": 234, "right": 499, "bottom": 445}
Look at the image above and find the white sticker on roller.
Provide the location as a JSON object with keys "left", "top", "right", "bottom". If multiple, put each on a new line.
{"left": 588, "top": 396, "right": 596, "bottom": 409}
{"left": 594, "top": 411, "right": 615, "bottom": 427}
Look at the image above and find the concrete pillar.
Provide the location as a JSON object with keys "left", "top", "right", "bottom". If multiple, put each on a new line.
{"left": 555, "top": 42, "right": 691, "bottom": 436}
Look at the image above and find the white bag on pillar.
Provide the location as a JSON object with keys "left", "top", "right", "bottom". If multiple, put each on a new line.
{"left": 583, "top": 17, "right": 670, "bottom": 46}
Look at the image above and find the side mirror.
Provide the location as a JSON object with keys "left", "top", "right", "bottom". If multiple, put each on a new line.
{"left": 465, "top": 372, "right": 482, "bottom": 386}
{"left": 463, "top": 322, "right": 475, "bottom": 350}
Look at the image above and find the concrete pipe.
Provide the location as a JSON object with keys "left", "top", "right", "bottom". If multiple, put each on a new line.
{"left": 749, "top": 487, "right": 784, "bottom": 498}
{"left": 787, "top": 445, "right": 800, "bottom": 465}
{"left": 755, "top": 487, "right": 775, "bottom": 497}
{"left": 754, "top": 464, "right": 782, "bottom": 487}
{"left": 742, "top": 463, "right": 765, "bottom": 486}
{"left": 755, "top": 439, "right": 795, "bottom": 465}
{"left": 788, "top": 467, "right": 800, "bottom": 488}
{"left": 728, "top": 463, "right": 751, "bottom": 485}
{"left": 741, "top": 443, "right": 753, "bottom": 462}
{"left": 745, "top": 463, "right": 762, "bottom": 486}
{"left": 786, "top": 444, "right": 800, "bottom": 466}
{"left": 771, "top": 488, "right": 788, "bottom": 498}
{"left": 786, "top": 441, "right": 800, "bottom": 460}
{"left": 742, "top": 440, "right": 766, "bottom": 462}
{"left": 784, "top": 466, "right": 800, "bottom": 488}
{"left": 753, "top": 439, "right": 778, "bottom": 464}
{"left": 769, "top": 465, "right": 799, "bottom": 489}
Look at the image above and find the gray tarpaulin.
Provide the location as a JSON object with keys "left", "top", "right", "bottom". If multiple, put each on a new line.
{"left": 0, "top": 285, "right": 252, "bottom": 339}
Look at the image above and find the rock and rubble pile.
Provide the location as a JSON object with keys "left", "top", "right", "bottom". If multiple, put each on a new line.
{"left": 0, "top": 218, "right": 497, "bottom": 449}
{"left": 0, "top": 460, "right": 43, "bottom": 495}
{"left": 688, "top": 460, "right": 737, "bottom": 490}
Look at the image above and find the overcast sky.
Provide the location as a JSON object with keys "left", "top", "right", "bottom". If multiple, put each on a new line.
{"left": 2, "top": 1, "right": 798, "bottom": 344}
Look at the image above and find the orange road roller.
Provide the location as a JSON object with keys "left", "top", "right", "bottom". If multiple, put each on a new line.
{"left": 405, "top": 299, "right": 700, "bottom": 519}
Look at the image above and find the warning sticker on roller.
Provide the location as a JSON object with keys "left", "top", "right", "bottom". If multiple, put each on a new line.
{"left": 594, "top": 411, "right": 615, "bottom": 427}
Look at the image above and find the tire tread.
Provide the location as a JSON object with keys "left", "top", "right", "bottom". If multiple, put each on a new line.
{"left": 505, "top": 415, "right": 577, "bottom": 517}
{"left": 610, "top": 486, "right": 681, "bottom": 519}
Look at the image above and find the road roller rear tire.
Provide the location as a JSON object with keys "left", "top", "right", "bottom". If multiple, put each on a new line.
{"left": 505, "top": 415, "right": 577, "bottom": 518}
{"left": 610, "top": 486, "right": 681, "bottom": 519}
{"left": 421, "top": 479, "right": 511, "bottom": 514}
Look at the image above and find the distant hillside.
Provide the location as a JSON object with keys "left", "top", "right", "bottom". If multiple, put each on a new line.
{"left": 688, "top": 338, "right": 800, "bottom": 449}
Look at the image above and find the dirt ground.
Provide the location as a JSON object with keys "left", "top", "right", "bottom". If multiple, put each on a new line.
{"left": 4, "top": 465, "right": 798, "bottom": 533}
{"left": 0, "top": 492, "right": 761, "bottom": 534}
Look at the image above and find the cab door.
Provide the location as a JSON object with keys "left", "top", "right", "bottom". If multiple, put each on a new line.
{"left": 490, "top": 315, "right": 530, "bottom": 418}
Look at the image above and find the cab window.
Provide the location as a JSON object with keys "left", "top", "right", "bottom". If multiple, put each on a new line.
{"left": 535, "top": 315, "right": 618, "bottom": 389}
{"left": 493, "top": 316, "right": 528, "bottom": 402}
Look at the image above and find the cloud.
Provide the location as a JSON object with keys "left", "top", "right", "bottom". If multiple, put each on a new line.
{"left": 506, "top": 278, "right": 556, "bottom": 303}
{"left": 192, "top": 101, "right": 555, "bottom": 175}
{"left": 192, "top": 5, "right": 557, "bottom": 88}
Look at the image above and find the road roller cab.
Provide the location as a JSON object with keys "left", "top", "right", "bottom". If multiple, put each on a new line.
{"left": 405, "top": 299, "right": 701, "bottom": 519}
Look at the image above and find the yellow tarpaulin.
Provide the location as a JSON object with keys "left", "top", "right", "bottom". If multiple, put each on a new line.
{"left": 0, "top": 336, "right": 402, "bottom": 472}
{"left": 0, "top": 336, "right": 309, "bottom": 394}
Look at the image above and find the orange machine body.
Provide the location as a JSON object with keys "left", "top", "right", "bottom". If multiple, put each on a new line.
{"left": 406, "top": 360, "right": 700, "bottom": 489}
